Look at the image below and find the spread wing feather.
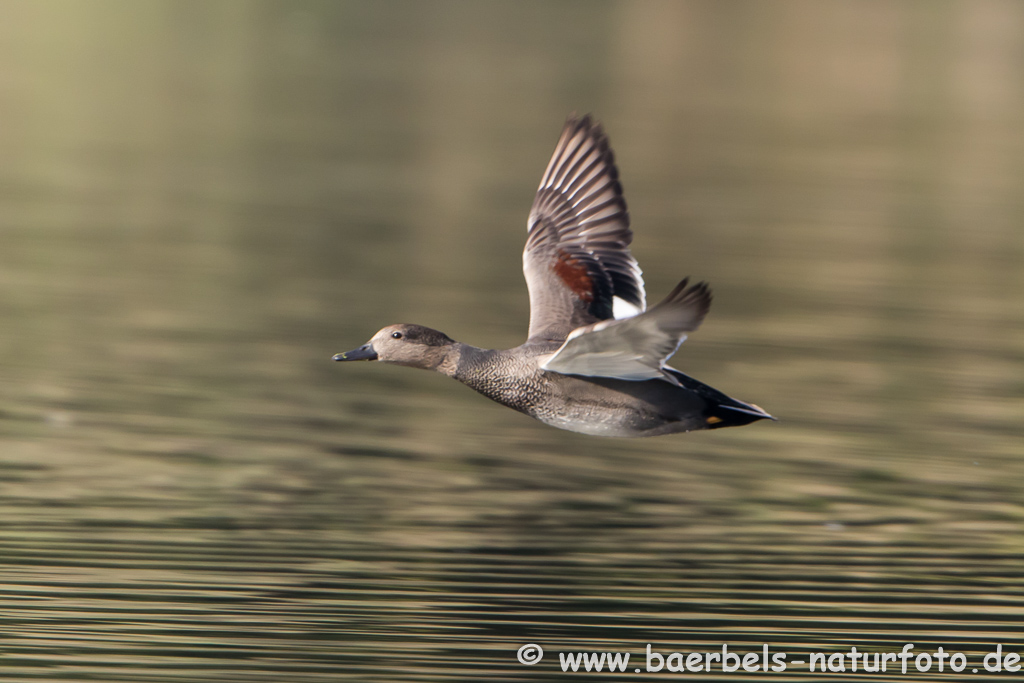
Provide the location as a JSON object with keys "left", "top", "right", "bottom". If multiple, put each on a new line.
{"left": 523, "top": 115, "right": 645, "bottom": 342}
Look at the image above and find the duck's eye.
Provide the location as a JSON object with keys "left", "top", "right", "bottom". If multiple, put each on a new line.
{"left": 391, "top": 331, "right": 403, "bottom": 339}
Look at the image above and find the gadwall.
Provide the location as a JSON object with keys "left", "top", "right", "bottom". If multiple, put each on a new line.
{"left": 334, "top": 115, "right": 774, "bottom": 437}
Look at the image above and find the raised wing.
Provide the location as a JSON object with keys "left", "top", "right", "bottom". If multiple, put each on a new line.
{"left": 523, "top": 115, "right": 645, "bottom": 342}
{"left": 540, "top": 279, "right": 711, "bottom": 384}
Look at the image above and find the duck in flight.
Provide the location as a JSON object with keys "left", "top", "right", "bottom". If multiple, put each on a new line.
{"left": 334, "top": 115, "right": 773, "bottom": 437}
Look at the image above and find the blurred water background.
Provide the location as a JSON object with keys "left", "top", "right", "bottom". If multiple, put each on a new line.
{"left": 1, "top": 1, "right": 1022, "bottom": 680}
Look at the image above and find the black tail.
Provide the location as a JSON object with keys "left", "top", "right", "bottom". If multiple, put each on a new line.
{"left": 665, "top": 368, "right": 775, "bottom": 429}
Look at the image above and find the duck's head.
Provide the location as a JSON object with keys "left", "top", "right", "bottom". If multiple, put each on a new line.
{"left": 333, "top": 324, "right": 456, "bottom": 371}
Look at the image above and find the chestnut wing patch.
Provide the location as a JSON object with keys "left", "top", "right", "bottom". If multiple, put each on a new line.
{"left": 553, "top": 250, "right": 595, "bottom": 303}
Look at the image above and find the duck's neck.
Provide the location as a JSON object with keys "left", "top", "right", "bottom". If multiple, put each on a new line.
{"left": 444, "top": 343, "right": 492, "bottom": 380}
{"left": 414, "top": 341, "right": 488, "bottom": 377}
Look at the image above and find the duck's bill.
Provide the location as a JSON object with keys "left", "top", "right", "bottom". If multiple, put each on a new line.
{"left": 332, "top": 344, "right": 378, "bottom": 361}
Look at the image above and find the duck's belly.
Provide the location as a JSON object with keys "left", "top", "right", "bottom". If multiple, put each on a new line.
{"left": 529, "top": 405, "right": 685, "bottom": 437}
{"left": 537, "top": 412, "right": 662, "bottom": 437}
{"left": 525, "top": 378, "right": 706, "bottom": 438}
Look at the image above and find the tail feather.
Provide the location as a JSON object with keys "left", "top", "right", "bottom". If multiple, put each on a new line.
{"left": 664, "top": 368, "right": 775, "bottom": 429}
